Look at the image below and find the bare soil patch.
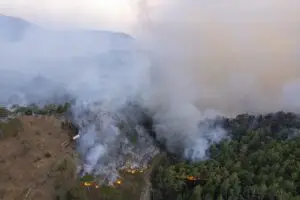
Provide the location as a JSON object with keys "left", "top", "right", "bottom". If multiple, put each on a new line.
{"left": 0, "top": 115, "right": 76, "bottom": 200}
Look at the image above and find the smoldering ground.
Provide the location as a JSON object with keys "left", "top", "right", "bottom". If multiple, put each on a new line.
{"left": 1, "top": 0, "right": 300, "bottom": 184}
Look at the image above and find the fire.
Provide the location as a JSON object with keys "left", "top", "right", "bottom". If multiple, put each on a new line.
{"left": 82, "top": 181, "right": 101, "bottom": 189}
{"left": 123, "top": 166, "right": 147, "bottom": 174}
{"left": 83, "top": 182, "right": 93, "bottom": 187}
{"left": 81, "top": 177, "right": 122, "bottom": 188}
{"left": 186, "top": 176, "right": 199, "bottom": 181}
{"left": 126, "top": 169, "right": 137, "bottom": 174}
{"left": 122, "top": 162, "right": 148, "bottom": 174}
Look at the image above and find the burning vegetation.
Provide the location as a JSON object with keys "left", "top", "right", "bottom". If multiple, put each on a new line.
{"left": 79, "top": 165, "right": 149, "bottom": 190}
{"left": 1, "top": 103, "right": 300, "bottom": 200}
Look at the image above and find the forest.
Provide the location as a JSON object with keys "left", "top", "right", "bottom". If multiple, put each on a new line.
{"left": 151, "top": 112, "right": 300, "bottom": 200}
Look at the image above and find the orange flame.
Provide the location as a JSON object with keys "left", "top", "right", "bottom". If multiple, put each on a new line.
{"left": 127, "top": 169, "right": 137, "bottom": 174}
{"left": 116, "top": 179, "right": 122, "bottom": 185}
{"left": 124, "top": 167, "right": 147, "bottom": 174}
{"left": 82, "top": 181, "right": 101, "bottom": 189}
{"left": 186, "top": 176, "right": 199, "bottom": 181}
{"left": 83, "top": 182, "right": 93, "bottom": 187}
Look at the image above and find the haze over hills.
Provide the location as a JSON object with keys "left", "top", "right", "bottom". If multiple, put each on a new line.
{"left": 0, "top": 14, "right": 144, "bottom": 106}
{"left": 0, "top": 14, "right": 134, "bottom": 59}
{"left": 0, "top": 14, "right": 132, "bottom": 42}
{"left": 0, "top": 14, "right": 37, "bottom": 42}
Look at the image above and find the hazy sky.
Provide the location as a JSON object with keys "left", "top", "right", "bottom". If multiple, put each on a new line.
{"left": 0, "top": 0, "right": 147, "bottom": 32}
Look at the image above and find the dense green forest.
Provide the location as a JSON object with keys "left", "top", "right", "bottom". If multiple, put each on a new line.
{"left": 151, "top": 112, "right": 300, "bottom": 200}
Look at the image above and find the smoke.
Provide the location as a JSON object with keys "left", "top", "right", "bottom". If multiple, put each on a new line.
{"left": 2, "top": 0, "right": 300, "bottom": 184}
{"left": 130, "top": 0, "right": 300, "bottom": 163}
{"left": 135, "top": 0, "right": 300, "bottom": 114}
{"left": 132, "top": 0, "right": 300, "bottom": 159}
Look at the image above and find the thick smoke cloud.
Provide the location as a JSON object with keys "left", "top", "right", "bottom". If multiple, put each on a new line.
{"left": 135, "top": 0, "right": 300, "bottom": 115}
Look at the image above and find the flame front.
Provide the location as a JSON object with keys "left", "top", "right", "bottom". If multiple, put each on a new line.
{"left": 126, "top": 169, "right": 137, "bottom": 174}
{"left": 186, "top": 176, "right": 199, "bottom": 181}
{"left": 123, "top": 166, "right": 148, "bottom": 174}
{"left": 116, "top": 179, "right": 122, "bottom": 185}
{"left": 83, "top": 182, "right": 93, "bottom": 186}
{"left": 82, "top": 181, "right": 101, "bottom": 189}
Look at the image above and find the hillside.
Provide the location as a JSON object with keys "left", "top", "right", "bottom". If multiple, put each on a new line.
{"left": 1, "top": 105, "right": 300, "bottom": 200}
{"left": 0, "top": 105, "right": 159, "bottom": 200}
{"left": 0, "top": 115, "right": 77, "bottom": 200}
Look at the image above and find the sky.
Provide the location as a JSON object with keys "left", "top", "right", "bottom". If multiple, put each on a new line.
{"left": 0, "top": 0, "right": 149, "bottom": 33}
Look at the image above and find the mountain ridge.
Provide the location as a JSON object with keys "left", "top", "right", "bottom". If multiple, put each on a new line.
{"left": 0, "top": 14, "right": 133, "bottom": 42}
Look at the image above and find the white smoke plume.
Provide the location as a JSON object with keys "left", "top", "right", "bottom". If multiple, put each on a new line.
{"left": 1, "top": 0, "right": 300, "bottom": 184}
{"left": 135, "top": 0, "right": 300, "bottom": 114}
{"left": 131, "top": 0, "right": 300, "bottom": 162}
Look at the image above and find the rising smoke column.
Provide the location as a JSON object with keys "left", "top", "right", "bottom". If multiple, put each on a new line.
{"left": 69, "top": 50, "right": 161, "bottom": 184}
{"left": 135, "top": 0, "right": 300, "bottom": 114}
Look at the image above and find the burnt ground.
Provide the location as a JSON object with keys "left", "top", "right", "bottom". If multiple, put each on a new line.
{"left": 0, "top": 115, "right": 159, "bottom": 200}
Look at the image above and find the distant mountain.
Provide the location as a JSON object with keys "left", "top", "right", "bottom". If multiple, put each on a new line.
{"left": 0, "top": 14, "right": 133, "bottom": 44}
{"left": 0, "top": 14, "right": 37, "bottom": 42}
{"left": 0, "top": 14, "right": 136, "bottom": 63}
